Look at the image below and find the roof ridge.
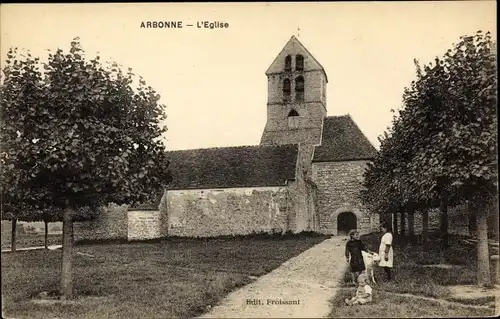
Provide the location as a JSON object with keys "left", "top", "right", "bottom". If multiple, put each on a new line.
{"left": 166, "top": 143, "right": 299, "bottom": 153}
{"left": 346, "top": 115, "right": 377, "bottom": 151}
{"left": 324, "top": 114, "right": 350, "bottom": 119}
{"left": 291, "top": 36, "right": 328, "bottom": 82}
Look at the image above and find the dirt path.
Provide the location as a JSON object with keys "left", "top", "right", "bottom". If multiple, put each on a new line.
{"left": 198, "top": 236, "right": 347, "bottom": 318}
{"left": 448, "top": 284, "right": 500, "bottom": 315}
{"left": 1, "top": 245, "right": 62, "bottom": 253}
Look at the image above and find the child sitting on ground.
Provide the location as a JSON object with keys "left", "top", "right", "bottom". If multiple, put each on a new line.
{"left": 345, "top": 273, "right": 373, "bottom": 306}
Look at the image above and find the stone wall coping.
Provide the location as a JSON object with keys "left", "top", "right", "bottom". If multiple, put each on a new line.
{"left": 166, "top": 185, "right": 287, "bottom": 192}
{"left": 312, "top": 158, "right": 374, "bottom": 164}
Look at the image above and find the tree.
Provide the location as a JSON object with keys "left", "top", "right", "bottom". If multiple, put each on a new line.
{"left": 360, "top": 131, "right": 400, "bottom": 227}
{"left": 0, "top": 197, "right": 46, "bottom": 252}
{"left": 0, "top": 38, "right": 173, "bottom": 299}
{"left": 42, "top": 208, "right": 60, "bottom": 249}
{"left": 405, "top": 31, "right": 497, "bottom": 285}
{"left": 360, "top": 110, "right": 421, "bottom": 235}
{"left": 360, "top": 30, "right": 497, "bottom": 286}
{"left": 41, "top": 206, "right": 97, "bottom": 249}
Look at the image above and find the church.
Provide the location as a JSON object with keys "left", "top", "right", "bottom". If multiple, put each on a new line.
{"left": 75, "top": 36, "right": 379, "bottom": 241}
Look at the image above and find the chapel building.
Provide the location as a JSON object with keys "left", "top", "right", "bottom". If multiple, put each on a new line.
{"left": 158, "top": 36, "right": 379, "bottom": 237}
{"left": 74, "top": 36, "right": 379, "bottom": 241}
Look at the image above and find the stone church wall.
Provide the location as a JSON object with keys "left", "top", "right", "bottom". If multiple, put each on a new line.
{"left": 291, "top": 149, "right": 320, "bottom": 233}
{"left": 266, "top": 69, "right": 326, "bottom": 106}
{"left": 312, "top": 160, "right": 378, "bottom": 235}
{"left": 163, "top": 185, "right": 298, "bottom": 237}
{"left": 305, "top": 178, "right": 319, "bottom": 232}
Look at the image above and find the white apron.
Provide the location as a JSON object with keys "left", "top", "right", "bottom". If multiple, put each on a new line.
{"left": 378, "top": 232, "right": 394, "bottom": 268}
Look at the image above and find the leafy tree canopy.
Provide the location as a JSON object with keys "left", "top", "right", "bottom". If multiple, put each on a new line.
{"left": 0, "top": 37, "right": 173, "bottom": 220}
{"left": 361, "top": 30, "right": 497, "bottom": 213}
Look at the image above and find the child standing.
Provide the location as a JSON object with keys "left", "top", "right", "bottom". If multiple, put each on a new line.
{"left": 345, "top": 229, "right": 369, "bottom": 285}
{"left": 378, "top": 222, "right": 394, "bottom": 282}
{"left": 345, "top": 273, "right": 373, "bottom": 306}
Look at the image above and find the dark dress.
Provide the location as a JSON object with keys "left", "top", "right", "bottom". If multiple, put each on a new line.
{"left": 345, "top": 239, "right": 367, "bottom": 273}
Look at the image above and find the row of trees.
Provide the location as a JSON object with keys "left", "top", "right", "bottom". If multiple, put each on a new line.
{"left": 0, "top": 38, "right": 173, "bottom": 299}
{"left": 360, "top": 30, "right": 498, "bottom": 286}
{"left": 2, "top": 206, "right": 99, "bottom": 251}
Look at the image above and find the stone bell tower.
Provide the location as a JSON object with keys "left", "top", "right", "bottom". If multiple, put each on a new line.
{"left": 260, "top": 35, "right": 328, "bottom": 174}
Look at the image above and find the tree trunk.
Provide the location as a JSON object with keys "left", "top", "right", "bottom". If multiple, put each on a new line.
{"left": 60, "top": 208, "right": 74, "bottom": 300}
{"left": 439, "top": 199, "right": 449, "bottom": 248}
{"left": 476, "top": 201, "right": 491, "bottom": 287}
{"left": 44, "top": 219, "right": 49, "bottom": 249}
{"left": 400, "top": 205, "right": 406, "bottom": 236}
{"left": 408, "top": 205, "right": 415, "bottom": 241}
{"left": 469, "top": 207, "right": 477, "bottom": 237}
{"left": 490, "top": 200, "right": 499, "bottom": 242}
{"left": 392, "top": 210, "right": 398, "bottom": 235}
{"left": 422, "top": 208, "right": 429, "bottom": 244}
{"left": 11, "top": 219, "right": 17, "bottom": 252}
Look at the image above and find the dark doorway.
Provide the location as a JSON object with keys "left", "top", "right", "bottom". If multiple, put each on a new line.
{"left": 337, "top": 212, "right": 357, "bottom": 236}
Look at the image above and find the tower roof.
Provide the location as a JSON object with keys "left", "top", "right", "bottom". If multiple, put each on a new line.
{"left": 266, "top": 35, "right": 328, "bottom": 83}
{"left": 312, "top": 115, "right": 377, "bottom": 162}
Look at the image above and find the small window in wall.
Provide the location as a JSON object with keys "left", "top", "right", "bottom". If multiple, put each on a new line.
{"left": 285, "top": 55, "right": 292, "bottom": 71}
{"left": 296, "top": 55, "right": 304, "bottom": 71}
{"left": 295, "top": 76, "right": 304, "bottom": 102}
{"left": 288, "top": 109, "right": 299, "bottom": 128}
{"left": 283, "top": 78, "right": 291, "bottom": 103}
{"left": 283, "top": 79, "right": 291, "bottom": 95}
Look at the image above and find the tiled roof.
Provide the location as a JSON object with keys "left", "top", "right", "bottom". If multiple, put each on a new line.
{"left": 313, "top": 115, "right": 377, "bottom": 162}
{"left": 165, "top": 144, "right": 299, "bottom": 190}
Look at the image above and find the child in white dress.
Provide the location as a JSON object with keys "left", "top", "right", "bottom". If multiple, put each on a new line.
{"left": 378, "top": 222, "right": 394, "bottom": 281}
{"left": 345, "top": 273, "right": 373, "bottom": 306}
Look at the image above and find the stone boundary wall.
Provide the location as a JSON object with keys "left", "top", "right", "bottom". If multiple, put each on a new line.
{"left": 398, "top": 202, "right": 498, "bottom": 237}
{"left": 74, "top": 204, "right": 129, "bottom": 241}
{"left": 74, "top": 204, "right": 165, "bottom": 242}
{"left": 127, "top": 210, "right": 164, "bottom": 241}
{"left": 163, "top": 186, "right": 294, "bottom": 237}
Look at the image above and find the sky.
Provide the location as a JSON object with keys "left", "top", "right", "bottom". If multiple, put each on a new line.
{"left": 0, "top": 1, "right": 497, "bottom": 151}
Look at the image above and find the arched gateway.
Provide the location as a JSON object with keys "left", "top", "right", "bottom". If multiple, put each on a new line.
{"left": 337, "top": 212, "right": 357, "bottom": 236}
